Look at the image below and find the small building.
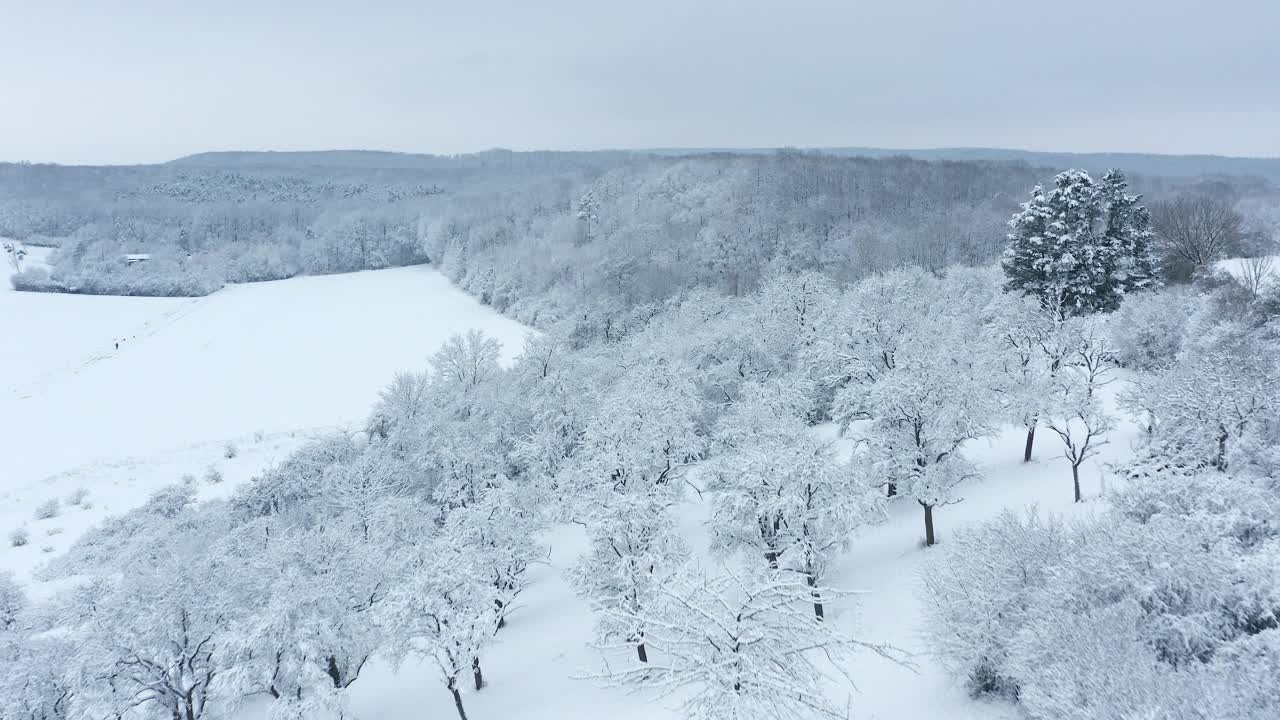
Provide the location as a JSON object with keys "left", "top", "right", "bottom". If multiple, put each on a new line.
{"left": 124, "top": 253, "right": 151, "bottom": 265}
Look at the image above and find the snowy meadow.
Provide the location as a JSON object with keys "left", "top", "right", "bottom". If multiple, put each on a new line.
{"left": 2, "top": 154, "right": 1279, "bottom": 720}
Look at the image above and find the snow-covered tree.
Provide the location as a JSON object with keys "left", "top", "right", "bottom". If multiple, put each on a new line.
{"left": 1107, "top": 286, "right": 1200, "bottom": 370}
{"left": 626, "top": 289, "right": 774, "bottom": 410}
{"left": 2, "top": 240, "right": 26, "bottom": 272}
{"left": 429, "top": 330, "right": 505, "bottom": 417}
{"left": 569, "top": 489, "right": 689, "bottom": 663}
{"left": 0, "top": 573, "right": 21, "bottom": 632}
{"left": 1097, "top": 169, "right": 1159, "bottom": 295}
{"left": 593, "top": 566, "right": 902, "bottom": 720}
{"left": 380, "top": 533, "right": 502, "bottom": 720}
{"left": 1040, "top": 318, "right": 1116, "bottom": 501}
{"left": 1044, "top": 384, "right": 1113, "bottom": 503}
{"left": 853, "top": 296, "right": 1003, "bottom": 545}
{"left": 1002, "top": 169, "right": 1158, "bottom": 319}
{"left": 230, "top": 434, "right": 361, "bottom": 518}
{"left": 820, "top": 267, "right": 939, "bottom": 422}
{"left": 366, "top": 370, "right": 431, "bottom": 441}
{"left": 560, "top": 361, "right": 704, "bottom": 505}
{"left": 576, "top": 190, "right": 600, "bottom": 244}
{"left": 0, "top": 631, "right": 76, "bottom": 720}
{"left": 557, "top": 359, "right": 706, "bottom": 661}
{"left": 921, "top": 509, "right": 1068, "bottom": 697}
{"left": 219, "top": 514, "right": 395, "bottom": 705}
{"left": 985, "top": 288, "right": 1056, "bottom": 461}
{"left": 1120, "top": 322, "right": 1279, "bottom": 476}
{"left": 709, "top": 381, "right": 880, "bottom": 616}
{"left": 752, "top": 272, "right": 838, "bottom": 386}
{"left": 440, "top": 484, "right": 545, "bottom": 630}
{"left": 505, "top": 331, "right": 612, "bottom": 498}
{"left": 1064, "top": 316, "right": 1115, "bottom": 397}
{"left": 323, "top": 444, "right": 416, "bottom": 539}
{"left": 0, "top": 573, "right": 76, "bottom": 720}
{"left": 412, "top": 331, "right": 516, "bottom": 510}
{"left": 69, "top": 551, "right": 238, "bottom": 720}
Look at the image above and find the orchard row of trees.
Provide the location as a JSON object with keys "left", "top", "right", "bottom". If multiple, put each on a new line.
{"left": 12, "top": 253, "right": 1266, "bottom": 719}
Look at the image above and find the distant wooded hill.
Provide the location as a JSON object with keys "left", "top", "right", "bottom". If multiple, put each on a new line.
{"left": 645, "top": 146, "right": 1280, "bottom": 185}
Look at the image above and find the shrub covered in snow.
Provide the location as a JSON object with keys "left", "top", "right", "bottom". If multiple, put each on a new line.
{"left": 922, "top": 509, "right": 1068, "bottom": 696}
{"left": 33, "top": 499, "right": 60, "bottom": 520}
{"left": 0, "top": 572, "right": 23, "bottom": 629}
{"left": 8, "top": 528, "right": 30, "bottom": 547}
{"left": 1107, "top": 286, "right": 1201, "bottom": 370}
{"left": 924, "top": 466, "right": 1280, "bottom": 718}
{"left": 1119, "top": 322, "right": 1279, "bottom": 476}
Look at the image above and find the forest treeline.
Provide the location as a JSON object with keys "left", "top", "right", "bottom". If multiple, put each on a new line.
{"left": 4, "top": 150, "right": 1275, "bottom": 317}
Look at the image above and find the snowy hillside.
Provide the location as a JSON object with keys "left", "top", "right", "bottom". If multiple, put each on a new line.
{"left": 7, "top": 250, "right": 1135, "bottom": 720}
{"left": 336, "top": 388, "right": 1139, "bottom": 720}
{"left": 3, "top": 160, "right": 1276, "bottom": 720}
{"left": 1, "top": 260, "right": 529, "bottom": 583}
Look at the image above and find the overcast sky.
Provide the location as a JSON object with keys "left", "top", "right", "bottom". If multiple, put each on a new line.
{"left": 3, "top": 0, "right": 1277, "bottom": 165}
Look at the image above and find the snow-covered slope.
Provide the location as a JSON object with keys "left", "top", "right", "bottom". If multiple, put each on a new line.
{"left": 1, "top": 262, "right": 530, "bottom": 581}
{"left": 5, "top": 253, "right": 1142, "bottom": 720}
{"left": 337, "top": 381, "right": 1140, "bottom": 720}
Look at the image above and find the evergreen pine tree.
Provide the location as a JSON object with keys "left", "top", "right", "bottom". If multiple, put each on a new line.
{"left": 1098, "top": 169, "right": 1160, "bottom": 308}
{"left": 1002, "top": 169, "right": 1158, "bottom": 318}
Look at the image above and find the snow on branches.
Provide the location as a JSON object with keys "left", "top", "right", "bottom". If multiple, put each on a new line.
{"left": 709, "top": 381, "right": 881, "bottom": 615}
{"left": 591, "top": 566, "right": 905, "bottom": 720}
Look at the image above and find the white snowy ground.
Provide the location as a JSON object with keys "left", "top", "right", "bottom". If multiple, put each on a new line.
{"left": 5, "top": 245, "right": 1142, "bottom": 719}
{"left": 1217, "top": 254, "right": 1279, "bottom": 284}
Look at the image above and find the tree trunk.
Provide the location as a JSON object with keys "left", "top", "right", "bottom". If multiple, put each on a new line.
{"left": 1023, "top": 425, "right": 1035, "bottom": 462}
{"left": 448, "top": 677, "right": 469, "bottom": 720}
{"left": 923, "top": 502, "right": 936, "bottom": 546}
{"left": 326, "top": 655, "right": 342, "bottom": 688}
{"left": 1072, "top": 464, "right": 1082, "bottom": 503}
{"left": 636, "top": 640, "right": 648, "bottom": 663}
{"left": 472, "top": 657, "right": 484, "bottom": 691}
{"left": 886, "top": 481, "right": 897, "bottom": 498}
{"left": 763, "top": 550, "right": 779, "bottom": 569}
{"left": 807, "top": 572, "right": 824, "bottom": 620}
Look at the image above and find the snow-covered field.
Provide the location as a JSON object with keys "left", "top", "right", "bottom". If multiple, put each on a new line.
{"left": 5, "top": 251, "right": 1141, "bottom": 720}
{"left": 1, "top": 256, "right": 529, "bottom": 586}
{"left": 1216, "top": 254, "right": 1278, "bottom": 285}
